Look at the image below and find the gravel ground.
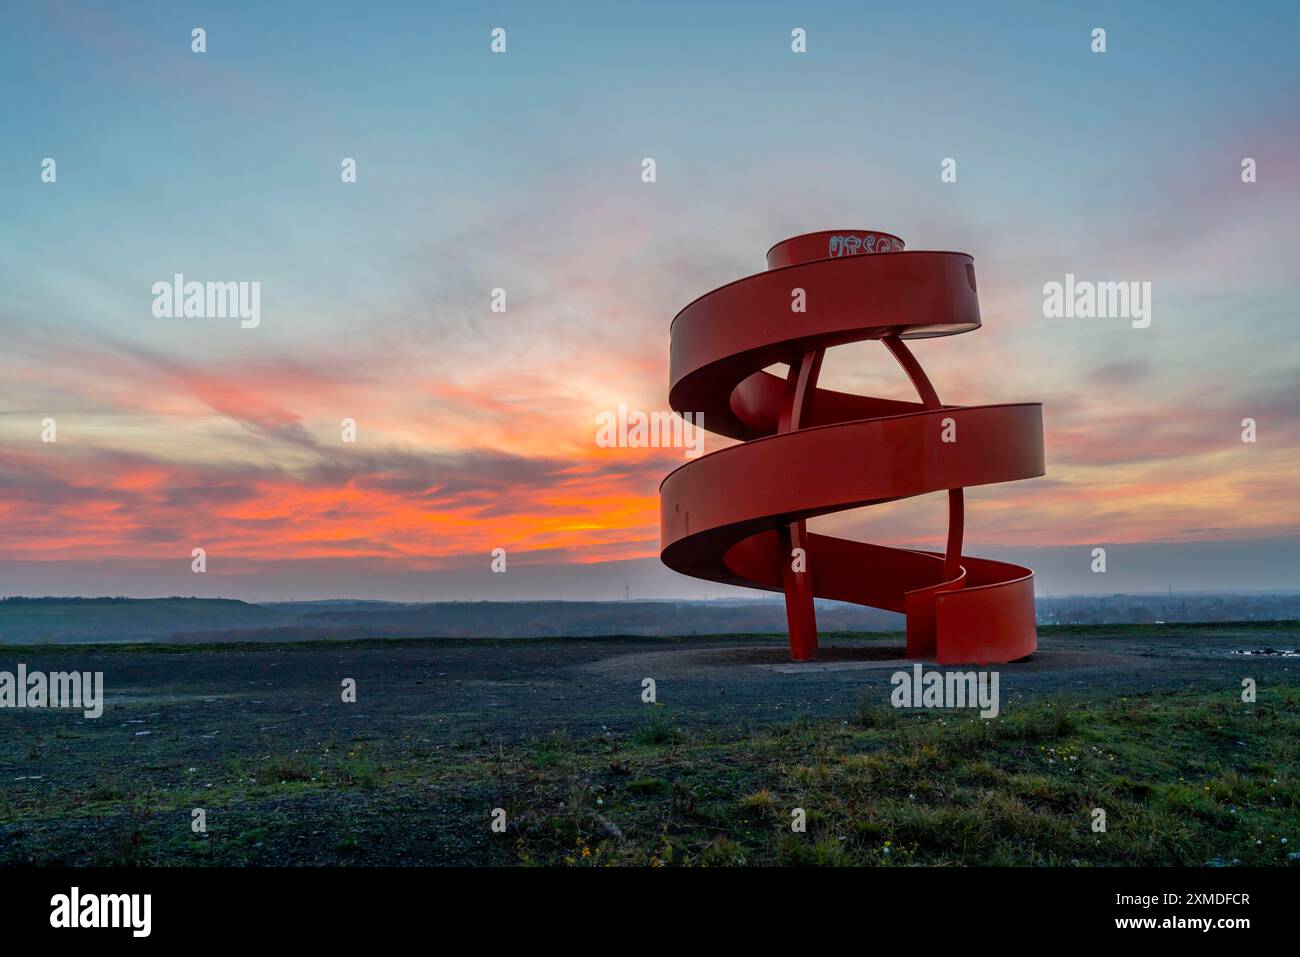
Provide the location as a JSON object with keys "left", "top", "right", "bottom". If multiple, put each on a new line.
{"left": 4, "top": 627, "right": 1298, "bottom": 773}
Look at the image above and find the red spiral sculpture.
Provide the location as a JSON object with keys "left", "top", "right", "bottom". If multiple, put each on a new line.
{"left": 659, "top": 229, "right": 1045, "bottom": 665}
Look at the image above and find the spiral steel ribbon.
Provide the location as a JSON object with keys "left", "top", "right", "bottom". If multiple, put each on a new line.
{"left": 659, "top": 230, "right": 1045, "bottom": 664}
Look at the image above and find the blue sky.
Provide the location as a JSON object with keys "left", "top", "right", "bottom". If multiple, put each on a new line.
{"left": 0, "top": 1, "right": 1297, "bottom": 598}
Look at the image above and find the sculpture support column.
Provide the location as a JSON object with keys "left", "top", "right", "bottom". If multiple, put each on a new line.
{"left": 778, "top": 349, "right": 823, "bottom": 660}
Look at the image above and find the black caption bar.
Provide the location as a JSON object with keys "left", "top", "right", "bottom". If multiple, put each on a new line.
{"left": 0, "top": 866, "right": 1289, "bottom": 943}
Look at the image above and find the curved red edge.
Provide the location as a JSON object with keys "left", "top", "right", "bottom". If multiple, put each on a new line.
{"left": 659, "top": 229, "right": 1045, "bottom": 665}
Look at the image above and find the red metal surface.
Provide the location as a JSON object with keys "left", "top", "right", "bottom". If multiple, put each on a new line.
{"left": 659, "top": 230, "right": 1045, "bottom": 665}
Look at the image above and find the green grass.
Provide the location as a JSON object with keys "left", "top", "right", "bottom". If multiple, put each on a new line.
{"left": 4, "top": 686, "right": 1295, "bottom": 866}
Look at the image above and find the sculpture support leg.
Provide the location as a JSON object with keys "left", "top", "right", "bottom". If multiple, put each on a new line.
{"left": 780, "top": 521, "right": 818, "bottom": 660}
{"left": 778, "top": 350, "right": 824, "bottom": 660}
{"left": 883, "top": 335, "right": 967, "bottom": 584}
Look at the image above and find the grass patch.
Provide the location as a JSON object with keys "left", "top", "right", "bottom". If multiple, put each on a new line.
{"left": 631, "top": 710, "right": 685, "bottom": 747}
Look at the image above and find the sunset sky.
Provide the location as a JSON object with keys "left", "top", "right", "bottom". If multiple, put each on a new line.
{"left": 1, "top": 1, "right": 1297, "bottom": 599}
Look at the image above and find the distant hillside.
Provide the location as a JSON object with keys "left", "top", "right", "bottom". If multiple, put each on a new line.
{"left": 0, "top": 593, "right": 1296, "bottom": 645}
{"left": 0, "top": 596, "right": 898, "bottom": 645}
{"left": 0, "top": 597, "right": 296, "bottom": 644}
